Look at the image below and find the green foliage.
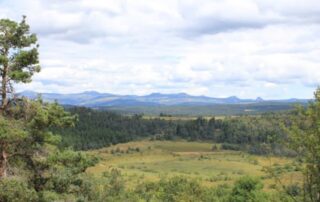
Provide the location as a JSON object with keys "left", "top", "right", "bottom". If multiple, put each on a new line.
{"left": 133, "top": 175, "right": 230, "bottom": 202}
{"left": 0, "top": 16, "right": 40, "bottom": 110}
{"left": 105, "top": 102, "right": 301, "bottom": 116}
{"left": 0, "top": 16, "right": 40, "bottom": 82}
{"left": 58, "top": 107, "right": 291, "bottom": 157}
{"left": 102, "top": 169, "right": 125, "bottom": 197}
{"left": 0, "top": 115, "right": 28, "bottom": 158}
{"left": 0, "top": 98, "right": 98, "bottom": 201}
{"left": 221, "top": 143, "right": 242, "bottom": 151}
{"left": 286, "top": 87, "right": 320, "bottom": 201}
{"left": 285, "top": 184, "right": 301, "bottom": 197}
{"left": 157, "top": 176, "right": 204, "bottom": 202}
{"left": 0, "top": 178, "right": 38, "bottom": 202}
{"left": 228, "top": 176, "right": 268, "bottom": 202}
{"left": 48, "top": 149, "right": 98, "bottom": 174}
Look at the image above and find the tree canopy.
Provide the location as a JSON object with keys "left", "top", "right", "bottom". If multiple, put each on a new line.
{"left": 286, "top": 87, "right": 320, "bottom": 202}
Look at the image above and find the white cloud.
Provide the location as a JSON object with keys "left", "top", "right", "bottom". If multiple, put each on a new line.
{"left": 1, "top": 0, "right": 319, "bottom": 99}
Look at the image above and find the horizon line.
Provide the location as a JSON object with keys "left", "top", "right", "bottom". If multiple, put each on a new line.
{"left": 17, "top": 90, "right": 313, "bottom": 101}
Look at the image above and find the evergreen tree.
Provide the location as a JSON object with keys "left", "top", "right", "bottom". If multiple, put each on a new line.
{"left": 0, "top": 16, "right": 40, "bottom": 112}
{"left": 0, "top": 17, "right": 98, "bottom": 201}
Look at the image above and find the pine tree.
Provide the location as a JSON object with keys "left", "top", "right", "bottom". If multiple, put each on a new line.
{"left": 0, "top": 16, "right": 40, "bottom": 112}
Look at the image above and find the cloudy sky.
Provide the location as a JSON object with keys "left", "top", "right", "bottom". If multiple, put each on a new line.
{"left": 1, "top": 0, "right": 319, "bottom": 99}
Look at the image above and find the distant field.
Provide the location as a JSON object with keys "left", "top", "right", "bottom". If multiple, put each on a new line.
{"left": 141, "top": 115, "right": 227, "bottom": 121}
{"left": 104, "top": 102, "right": 304, "bottom": 116}
{"left": 87, "top": 140, "right": 302, "bottom": 191}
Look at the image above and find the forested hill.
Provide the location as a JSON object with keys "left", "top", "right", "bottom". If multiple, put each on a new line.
{"left": 57, "top": 107, "right": 292, "bottom": 156}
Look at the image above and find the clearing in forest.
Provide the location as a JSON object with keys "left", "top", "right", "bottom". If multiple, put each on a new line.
{"left": 87, "top": 140, "right": 302, "bottom": 191}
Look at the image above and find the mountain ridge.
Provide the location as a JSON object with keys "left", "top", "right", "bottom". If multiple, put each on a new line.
{"left": 18, "top": 90, "right": 310, "bottom": 107}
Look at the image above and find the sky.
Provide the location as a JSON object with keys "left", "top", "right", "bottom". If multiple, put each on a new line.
{"left": 0, "top": 0, "right": 320, "bottom": 99}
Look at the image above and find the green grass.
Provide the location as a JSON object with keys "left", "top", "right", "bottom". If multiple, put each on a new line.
{"left": 87, "top": 140, "right": 302, "bottom": 190}
{"left": 152, "top": 141, "right": 213, "bottom": 152}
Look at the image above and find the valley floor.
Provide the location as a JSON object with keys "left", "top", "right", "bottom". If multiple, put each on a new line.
{"left": 87, "top": 140, "right": 301, "bottom": 191}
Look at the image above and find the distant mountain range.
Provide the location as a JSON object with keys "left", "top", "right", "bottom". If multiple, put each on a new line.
{"left": 18, "top": 91, "right": 311, "bottom": 107}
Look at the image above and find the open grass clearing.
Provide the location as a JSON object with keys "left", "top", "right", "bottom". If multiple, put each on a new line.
{"left": 87, "top": 140, "right": 302, "bottom": 191}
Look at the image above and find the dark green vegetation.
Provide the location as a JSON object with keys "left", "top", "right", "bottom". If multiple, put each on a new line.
{"left": 58, "top": 107, "right": 292, "bottom": 157}
{"left": 0, "top": 99, "right": 99, "bottom": 201}
{"left": 104, "top": 101, "right": 305, "bottom": 116}
{"left": 284, "top": 89, "right": 320, "bottom": 202}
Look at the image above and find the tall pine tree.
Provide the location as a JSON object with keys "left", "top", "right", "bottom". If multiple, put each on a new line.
{"left": 0, "top": 16, "right": 40, "bottom": 112}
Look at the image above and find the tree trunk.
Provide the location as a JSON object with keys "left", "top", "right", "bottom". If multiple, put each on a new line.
{"left": 0, "top": 47, "right": 9, "bottom": 113}
{"left": 1, "top": 63, "right": 8, "bottom": 112}
{"left": 0, "top": 150, "right": 8, "bottom": 178}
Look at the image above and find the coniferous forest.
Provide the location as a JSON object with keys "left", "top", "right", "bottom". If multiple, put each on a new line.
{"left": 58, "top": 107, "right": 291, "bottom": 156}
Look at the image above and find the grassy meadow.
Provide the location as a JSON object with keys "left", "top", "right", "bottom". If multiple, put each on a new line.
{"left": 87, "top": 140, "right": 302, "bottom": 191}
{"left": 141, "top": 115, "right": 227, "bottom": 121}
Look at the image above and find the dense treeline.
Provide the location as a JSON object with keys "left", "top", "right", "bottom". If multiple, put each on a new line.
{"left": 58, "top": 107, "right": 291, "bottom": 155}
{"left": 104, "top": 101, "right": 302, "bottom": 116}
{"left": 56, "top": 107, "right": 177, "bottom": 150}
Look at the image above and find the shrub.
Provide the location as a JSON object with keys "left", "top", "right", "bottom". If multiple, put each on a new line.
{"left": 248, "top": 143, "right": 271, "bottom": 155}
{"left": 221, "top": 143, "right": 241, "bottom": 151}
{"left": 285, "top": 184, "right": 301, "bottom": 197}
{"left": 0, "top": 179, "right": 38, "bottom": 202}
{"left": 158, "top": 176, "right": 204, "bottom": 202}
{"left": 228, "top": 176, "right": 268, "bottom": 202}
{"left": 211, "top": 144, "right": 218, "bottom": 151}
